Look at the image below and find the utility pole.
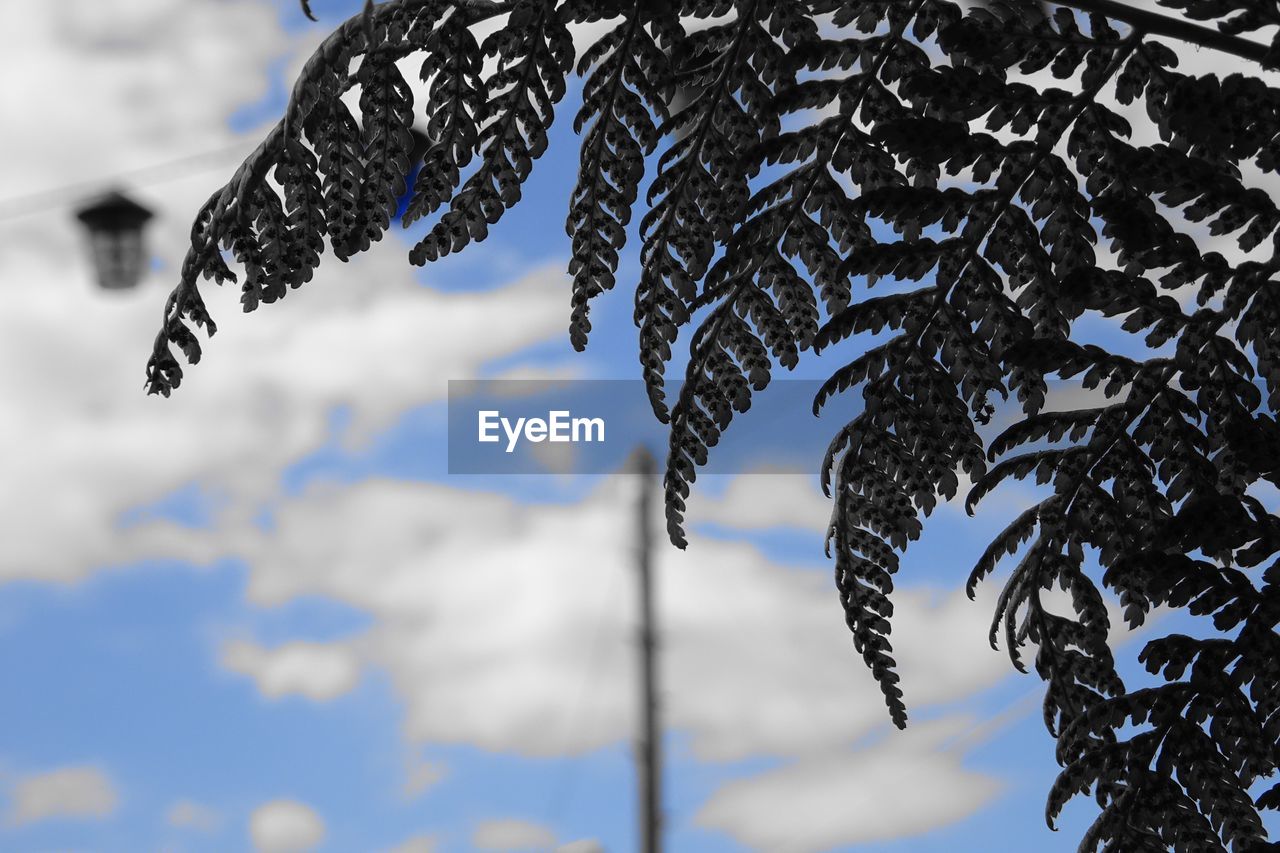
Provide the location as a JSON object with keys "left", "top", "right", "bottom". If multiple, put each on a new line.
{"left": 630, "top": 446, "right": 662, "bottom": 853}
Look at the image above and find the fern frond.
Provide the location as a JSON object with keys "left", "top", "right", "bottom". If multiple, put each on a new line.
{"left": 566, "top": 0, "right": 680, "bottom": 350}
{"left": 410, "top": 0, "right": 573, "bottom": 263}
{"left": 146, "top": 3, "right": 1280, "bottom": 846}
{"left": 403, "top": 7, "right": 485, "bottom": 226}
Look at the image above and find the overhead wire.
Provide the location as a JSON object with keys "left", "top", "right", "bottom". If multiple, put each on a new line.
{"left": 0, "top": 140, "right": 255, "bottom": 224}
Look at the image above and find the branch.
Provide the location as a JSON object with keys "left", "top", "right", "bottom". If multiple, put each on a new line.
{"left": 1052, "top": 0, "right": 1272, "bottom": 65}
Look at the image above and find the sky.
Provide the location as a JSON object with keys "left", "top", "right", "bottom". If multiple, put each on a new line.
{"left": 0, "top": 1, "right": 1274, "bottom": 852}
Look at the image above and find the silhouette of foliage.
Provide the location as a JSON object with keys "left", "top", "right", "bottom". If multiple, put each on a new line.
{"left": 147, "top": 1, "right": 1280, "bottom": 848}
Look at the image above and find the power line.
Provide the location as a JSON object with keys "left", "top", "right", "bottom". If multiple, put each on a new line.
{"left": 0, "top": 140, "right": 254, "bottom": 224}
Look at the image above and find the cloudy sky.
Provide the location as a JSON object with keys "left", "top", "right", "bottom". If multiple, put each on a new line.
{"left": 0, "top": 1, "right": 1272, "bottom": 851}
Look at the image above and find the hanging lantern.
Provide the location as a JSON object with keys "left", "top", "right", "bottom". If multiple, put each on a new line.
{"left": 74, "top": 190, "right": 154, "bottom": 290}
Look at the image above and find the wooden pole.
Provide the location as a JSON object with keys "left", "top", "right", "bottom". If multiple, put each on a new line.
{"left": 631, "top": 446, "right": 661, "bottom": 853}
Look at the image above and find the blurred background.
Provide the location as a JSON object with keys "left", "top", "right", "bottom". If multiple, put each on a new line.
{"left": 0, "top": 1, "right": 1209, "bottom": 851}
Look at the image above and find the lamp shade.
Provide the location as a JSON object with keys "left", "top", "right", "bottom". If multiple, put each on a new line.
{"left": 74, "top": 190, "right": 154, "bottom": 290}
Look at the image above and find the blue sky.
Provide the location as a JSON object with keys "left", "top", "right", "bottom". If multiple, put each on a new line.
{"left": 0, "top": 1, "right": 1273, "bottom": 851}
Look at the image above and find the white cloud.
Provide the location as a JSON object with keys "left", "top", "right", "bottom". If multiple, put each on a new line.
{"left": 472, "top": 818, "right": 558, "bottom": 851}
{"left": 0, "top": 247, "right": 565, "bottom": 584}
{"left": 695, "top": 716, "right": 1004, "bottom": 852}
{"left": 555, "top": 841, "right": 604, "bottom": 853}
{"left": 5, "top": 765, "right": 119, "bottom": 827}
{"left": 402, "top": 757, "right": 447, "bottom": 800}
{"left": 221, "top": 639, "right": 362, "bottom": 702}
{"left": 167, "top": 798, "right": 220, "bottom": 832}
{"left": 688, "top": 471, "right": 831, "bottom": 533}
{"left": 249, "top": 799, "right": 326, "bottom": 853}
{"left": 3, "top": 1, "right": 282, "bottom": 203}
{"left": 0, "top": 1, "right": 569, "bottom": 586}
{"left": 198, "top": 475, "right": 1012, "bottom": 762}
{"left": 384, "top": 835, "right": 438, "bottom": 853}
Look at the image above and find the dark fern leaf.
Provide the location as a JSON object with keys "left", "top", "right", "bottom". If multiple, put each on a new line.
{"left": 403, "top": 5, "right": 485, "bottom": 226}
{"left": 312, "top": 97, "right": 368, "bottom": 261}
{"left": 145, "top": 2, "right": 1280, "bottom": 848}
{"left": 565, "top": 0, "right": 679, "bottom": 350}
{"left": 410, "top": 0, "right": 573, "bottom": 264}
{"left": 274, "top": 135, "right": 327, "bottom": 289}
{"left": 356, "top": 50, "right": 417, "bottom": 249}
{"left": 638, "top": 0, "right": 815, "bottom": 421}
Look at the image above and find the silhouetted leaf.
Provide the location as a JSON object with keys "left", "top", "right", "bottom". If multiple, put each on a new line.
{"left": 144, "top": 3, "right": 1280, "bottom": 847}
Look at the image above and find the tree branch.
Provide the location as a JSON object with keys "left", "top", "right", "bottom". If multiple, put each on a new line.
{"left": 1051, "top": 0, "right": 1271, "bottom": 65}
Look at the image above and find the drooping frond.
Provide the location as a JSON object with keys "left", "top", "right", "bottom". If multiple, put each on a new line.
{"left": 149, "top": 2, "right": 1280, "bottom": 847}
{"left": 410, "top": 0, "right": 573, "bottom": 263}
{"left": 401, "top": 6, "right": 484, "bottom": 228}
{"left": 565, "top": 0, "right": 681, "bottom": 350}
{"left": 634, "top": 0, "right": 820, "bottom": 420}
